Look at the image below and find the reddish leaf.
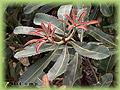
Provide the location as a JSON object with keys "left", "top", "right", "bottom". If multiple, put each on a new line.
{"left": 71, "top": 9, "right": 76, "bottom": 22}
{"left": 79, "top": 20, "right": 99, "bottom": 25}
{"left": 86, "top": 20, "right": 99, "bottom": 25}
{"left": 48, "top": 23, "right": 52, "bottom": 35}
{"left": 29, "top": 30, "right": 45, "bottom": 37}
{"left": 78, "top": 11, "right": 87, "bottom": 22}
{"left": 41, "top": 22, "right": 48, "bottom": 34}
{"left": 35, "top": 40, "right": 46, "bottom": 53}
{"left": 24, "top": 39, "right": 40, "bottom": 46}
{"left": 64, "top": 14, "right": 74, "bottom": 24}
{"left": 77, "top": 25, "right": 88, "bottom": 31}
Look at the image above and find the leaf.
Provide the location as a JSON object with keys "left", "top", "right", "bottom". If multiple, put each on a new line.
{"left": 18, "top": 46, "right": 59, "bottom": 85}
{"left": 100, "top": 73, "right": 113, "bottom": 87}
{"left": 87, "top": 26, "right": 116, "bottom": 47}
{"left": 14, "top": 43, "right": 55, "bottom": 59}
{"left": 96, "top": 55, "right": 115, "bottom": 74}
{"left": 47, "top": 45, "right": 70, "bottom": 81}
{"left": 100, "top": 4, "right": 113, "bottom": 17}
{"left": 52, "top": 47, "right": 75, "bottom": 62}
{"left": 63, "top": 52, "right": 82, "bottom": 86}
{"left": 14, "top": 26, "right": 35, "bottom": 34}
{"left": 70, "top": 41, "right": 110, "bottom": 60}
{"left": 38, "top": 4, "right": 60, "bottom": 13}
{"left": 13, "top": 26, "right": 45, "bottom": 36}
{"left": 57, "top": 4, "right": 72, "bottom": 20}
{"left": 33, "top": 13, "right": 64, "bottom": 35}
{"left": 23, "top": 4, "right": 45, "bottom": 14}
{"left": 14, "top": 43, "right": 72, "bottom": 59}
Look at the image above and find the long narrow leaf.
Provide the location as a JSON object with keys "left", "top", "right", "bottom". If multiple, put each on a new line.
{"left": 18, "top": 46, "right": 59, "bottom": 85}
{"left": 87, "top": 26, "right": 116, "bottom": 47}
{"left": 14, "top": 43, "right": 72, "bottom": 59}
{"left": 14, "top": 26, "right": 45, "bottom": 36}
{"left": 47, "top": 45, "right": 69, "bottom": 81}
{"left": 63, "top": 52, "right": 82, "bottom": 86}
{"left": 70, "top": 41, "right": 110, "bottom": 60}
{"left": 14, "top": 43, "right": 55, "bottom": 58}
{"left": 23, "top": 4, "right": 45, "bottom": 14}
{"left": 14, "top": 26, "right": 35, "bottom": 34}
{"left": 100, "top": 4, "right": 113, "bottom": 17}
{"left": 38, "top": 4, "right": 60, "bottom": 13}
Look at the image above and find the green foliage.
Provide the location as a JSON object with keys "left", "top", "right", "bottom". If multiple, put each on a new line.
{"left": 87, "top": 26, "right": 116, "bottom": 47}
{"left": 5, "top": 3, "right": 116, "bottom": 87}
{"left": 63, "top": 52, "right": 82, "bottom": 86}
{"left": 47, "top": 45, "right": 69, "bottom": 81}
{"left": 100, "top": 4, "right": 113, "bottom": 17}
{"left": 70, "top": 41, "right": 110, "bottom": 60}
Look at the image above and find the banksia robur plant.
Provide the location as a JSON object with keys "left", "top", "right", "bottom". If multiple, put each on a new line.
{"left": 5, "top": 3, "right": 116, "bottom": 88}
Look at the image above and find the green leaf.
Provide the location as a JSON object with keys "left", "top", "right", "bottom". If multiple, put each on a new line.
{"left": 14, "top": 43, "right": 72, "bottom": 59}
{"left": 63, "top": 52, "right": 82, "bottom": 86}
{"left": 96, "top": 55, "right": 115, "bottom": 74}
{"left": 23, "top": 4, "right": 45, "bottom": 14}
{"left": 70, "top": 41, "right": 110, "bottom": 60}
{"left": 57, "top": 4, "right": 72, "bottom": 20}
{"left": 38, "top": 4, "right": 61, "bottom": 13}
{"left": 100, "top": 73, "right": 113, "bottom": 87}
{"left": 52, "top": 47, "right": 75, "bottom": 62}
{"left": 33, "top": 13, "right": 64, "bottom": 35}
{"left": 100, "top": 4, "right": 113, "bottom": 17}
{"left": 87, "top": 26, "right": 116, "bottom": 47}
{"left": 18, "top": 46, "right": 59, "bottom": 85}
{"left": 14, "top": 43, "right": 55, "bottom": 58}
{"left": 13, "top": 26, "right": 45, "bottom": 36}
{"left": 47, "top": 45, "right": 70, "bottom": 81}
{"left": 14, "top": 26, "right": 35, "bottom": 34}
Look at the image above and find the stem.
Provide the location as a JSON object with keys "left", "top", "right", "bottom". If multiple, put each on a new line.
{"left": 80, "top": 30, "right": 84, "bottom": 42}
{"left": 54, "top": 29, "right": 76, "bottom": 45}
